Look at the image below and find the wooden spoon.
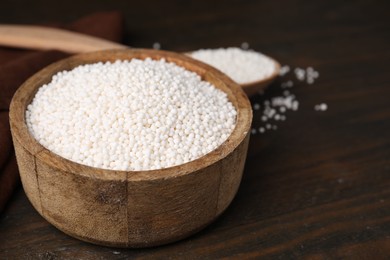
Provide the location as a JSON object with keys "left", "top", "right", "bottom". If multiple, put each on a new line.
{"left": 0, "top": 24, "right": 280, "bottom": 95}
{"left": 0, "top": 25, "right": 127, "bottom": 53}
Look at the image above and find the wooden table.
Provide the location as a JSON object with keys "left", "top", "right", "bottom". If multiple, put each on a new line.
{"left": 1, "top": 0, "right": 389, "bottom": 258}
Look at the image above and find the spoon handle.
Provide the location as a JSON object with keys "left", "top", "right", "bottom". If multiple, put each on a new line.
{"left": 0, "top": 25, "right": 127, "bottom": 53}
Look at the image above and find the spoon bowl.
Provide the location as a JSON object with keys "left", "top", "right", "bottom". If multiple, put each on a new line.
{"left": 186, "top": 51, "right": 281, "bottom": 96}
{"left": 240, "top": 55, "right": 281, "bottom": 96}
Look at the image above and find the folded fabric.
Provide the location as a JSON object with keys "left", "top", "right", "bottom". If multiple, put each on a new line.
{"left": 0, "top": 11, "right": 125, "bottom": 212}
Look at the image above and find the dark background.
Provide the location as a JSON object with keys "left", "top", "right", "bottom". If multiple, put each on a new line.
{"left": 1, "top": 0, "right": 390, "bottom": 258}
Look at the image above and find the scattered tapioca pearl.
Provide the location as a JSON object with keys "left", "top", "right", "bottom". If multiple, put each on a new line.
{"left": 307, "top": 67, "right": 319, "bottom": 77}
{"left": 279, "top": 65, "right": 290, "bottom": 76}
{"left": 251, "top": 128, "right": 257, "bottom": 135}
{"left": 314, "top": 103, "right": 328, "bottom": 111}
{"left": 264, "top": 107, "right": 277, "bottom": 118}
{"left": 152, "top": 42, "right": 161, "bottom": 49}
{"left": 272, "top": 95, "right": 296, "bottom": 109}
{"left": 293, "top": 66, "right": 319, "bottom": 84}
{"left": 306, "top": 67, "right": 319, "bottom": 84}
{"left": 292, "top": 100, "right": 299, "bottom": 111}
{"left": 253, "top": 103, "right": 260, "bottom": 110}
{"left": 294, "top": 67, "right": 306, "bottom": 81}
{"left": 281, "top": 80, "right": 294, "bottom": 88}
{"left": 241, "top": 42, "right": 250, "bottom": 50}
{"left": 259, "top": 127, "right": 265, "bottom": 133}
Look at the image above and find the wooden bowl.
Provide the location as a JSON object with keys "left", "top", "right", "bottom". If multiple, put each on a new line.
{"left": 9, "top": 49, "right": 252, "bottom": 248}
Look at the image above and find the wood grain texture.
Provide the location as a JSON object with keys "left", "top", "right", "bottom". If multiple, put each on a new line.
{"left": 8, "top": 49, "right": 252, "bottom": 247}
{"left": 1, "top": 0, "right": 390, "bottom": 258}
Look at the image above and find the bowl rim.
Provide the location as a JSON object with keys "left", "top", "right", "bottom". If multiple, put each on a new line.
{"left": 9, "top": 48, "right": 252, "bottom": 181}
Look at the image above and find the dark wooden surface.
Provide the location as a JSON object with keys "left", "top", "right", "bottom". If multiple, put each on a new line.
{"left": 1, "top": 0, "right": 390, "bottom": 259}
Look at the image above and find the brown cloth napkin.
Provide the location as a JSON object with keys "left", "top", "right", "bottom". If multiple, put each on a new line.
{"left": 0, "top": 11, "right": 125, "bottom": 212}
